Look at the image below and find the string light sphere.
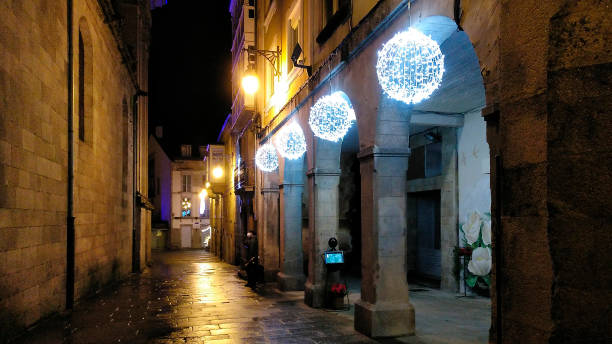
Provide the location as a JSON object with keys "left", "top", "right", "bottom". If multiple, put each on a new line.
{"left": 255, "top": 143, "right": 279, "bottom": 172}
{"left": 275, "top": 121, "right": 307, "bottom": 160}
{"left": 376, "top": 28, "right": 445, "bottom": 105}
{"left": 309, "top": 92, "right": 356, "bottom": 142}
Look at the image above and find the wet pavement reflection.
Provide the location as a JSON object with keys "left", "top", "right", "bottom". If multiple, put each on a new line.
{"left": 20, "top": 250, "right": 377, "bottom": 344}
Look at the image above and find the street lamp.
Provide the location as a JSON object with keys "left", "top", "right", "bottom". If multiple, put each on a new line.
{"left": 199, "top": 189, "right": 208, "bottom": 198}
{"left": 212, "top": 166, "right": 223, "bottom": 179}
{"left": 241, "top": 46, "right": 281, "bottom": 95}
{"left": 242, "top": 70, "right": 259, "bottom": 95}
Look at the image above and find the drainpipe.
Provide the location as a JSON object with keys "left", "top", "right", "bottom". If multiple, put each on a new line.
{"left": 132, "top": 90, "right": 147, "bottom": 272}
{"left": 66, "top": 0, "right": 75, "bottom": 310}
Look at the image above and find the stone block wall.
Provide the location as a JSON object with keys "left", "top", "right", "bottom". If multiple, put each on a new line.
{"left": 490, "top": 0, "right": 611, "bottom": 342}
{"left": 0, "top": 0, "right": 137, "bottom": 327}
{"left": 72, "top": 0, "right": 134, "bottom": 301}
{"left": 546, "top": 2, "right": 611, "bottom": 342}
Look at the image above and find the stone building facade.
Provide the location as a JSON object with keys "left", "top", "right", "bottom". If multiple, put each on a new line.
{"left": 168, "top": 156, "right": 207, "bottom": 250}
{"left": 205, "top": 144, "right": 229, "bottom": 260}
{"left": 0, "top": 0, "right": 152, "bottom": 328}
{"left": 217, "top": 0, "right": 611, "bottom": 342}
{"left": 149, "top": 136, "right": 210, "bottom": 250}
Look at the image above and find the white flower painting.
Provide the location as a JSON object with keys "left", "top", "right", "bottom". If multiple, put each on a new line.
{"left": 459, "top": 210, "right": 492, "bottom": 288}
{"left": 468, "top": 247, "right": 492, "bottom": 276}
{"left": 481, "top": 219, "right": 491, "bottom": 245}
{"left": 464, "top": 211, "right": 482, "bottom": 245}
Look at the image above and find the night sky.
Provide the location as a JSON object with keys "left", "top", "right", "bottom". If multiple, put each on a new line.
{"left": 149, "top": 0, "right": 231, "bottom": 156}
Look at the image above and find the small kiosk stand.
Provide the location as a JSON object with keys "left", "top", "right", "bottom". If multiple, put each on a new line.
{"left": 324, "top": 238, "right": 347, "bottom": 309}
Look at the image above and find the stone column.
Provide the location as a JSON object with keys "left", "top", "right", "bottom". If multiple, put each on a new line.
{"left": 304, "top": 168, "right": 341, "bottom": 307}
{"left": 354, "top": 146, "right": 415, "bottom": 338}
{"left": 277, "top": 158, "right": 305, "bottom": 290}
{"left": 260, "top": 178, "right": 280, "bottom": 282}
{"left": 210, "top": 197, "right": 216, "bottom": 255}
{"left": 440, "top": 127, "right": 458, "bottom": 292}
{"left": 303, "top": 138, "right": 342, "bottom": 307}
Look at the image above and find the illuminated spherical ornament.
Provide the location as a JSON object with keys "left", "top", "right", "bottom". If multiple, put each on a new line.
{"left": 275, "top": 121, "right": 307, "bottom": 160}
{"left": 376, "top": 28, "right": 445, "bottom": 105}
{"left": 255, "top": 143, "right": 279, "bottom": 172}
{"left": 309, "top": 92, "right": 356, "bottom": 142}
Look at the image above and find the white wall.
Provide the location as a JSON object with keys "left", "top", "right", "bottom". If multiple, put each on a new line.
{"left": 457, "top": 110, "right": 491, "bottom": 224}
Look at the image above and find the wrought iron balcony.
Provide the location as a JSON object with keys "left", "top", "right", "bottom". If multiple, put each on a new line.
{"left": 234, "top": 159, "right": 255, "bottom": 192}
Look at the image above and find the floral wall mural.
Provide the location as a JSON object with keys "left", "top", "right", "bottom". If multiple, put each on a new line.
{"left": 460, "top": 211, "right": 492, "bottom": 289}
{"left": 456, "top": 110, "right": 492, "bottom": 293}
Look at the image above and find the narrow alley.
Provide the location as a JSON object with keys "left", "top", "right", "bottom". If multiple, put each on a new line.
{"left": 1, "top": 1, "right": 609, "bottom": 343}
{"left": 18, "top": 250, "right": 489, "bottom": 344}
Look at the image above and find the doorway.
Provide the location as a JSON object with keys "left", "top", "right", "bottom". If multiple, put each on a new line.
{"left": 414, "top": 190, "right": 441, "bottom": 280}
{"left": 181, "top": 225, "right": 191, "bottom": 248}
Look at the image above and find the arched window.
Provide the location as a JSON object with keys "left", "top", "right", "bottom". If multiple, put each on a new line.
{"left": 78, "top": 18, "right": 93, "bottom": 143}
{"left": 122, "top": 99, "right": 129, "bottom": 194}
{"left": 78, "top": 32, "right": 85, "bottom": 141}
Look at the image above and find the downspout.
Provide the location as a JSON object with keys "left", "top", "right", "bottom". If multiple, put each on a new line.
{"left": 132, "top": 90, "right": 147, "bottom": 272}
{"left": 66, "top": 0, "right": 75, "bottom": 310}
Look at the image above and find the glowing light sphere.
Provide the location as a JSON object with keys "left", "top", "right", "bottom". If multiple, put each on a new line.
{"left": 275, "top": 122, "right": 307, "bottom": 160}
{"left": 212, "top": 166, "right": 223, "bottom": 178}
{"left": 376, "top": 28, "right": 444, "bottom": 105}
{"left": 242, "top": 74, "right": 259, "bottom": 94}
{"left": 255, "top": 143, "right": 279, "bottom": 172}
{"left": 309, "top": 92, "right": 356, "bottom": 142}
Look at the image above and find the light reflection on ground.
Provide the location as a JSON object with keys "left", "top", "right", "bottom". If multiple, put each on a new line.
{"left": 18, "top": 250, "right": 489, "bottom": 344}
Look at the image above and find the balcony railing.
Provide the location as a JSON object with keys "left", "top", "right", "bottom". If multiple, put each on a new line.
{"left": 234, "top": 159, "right": 255, "bottom": 191}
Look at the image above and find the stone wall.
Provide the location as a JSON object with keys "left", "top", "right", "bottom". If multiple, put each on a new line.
{"left": 489, "top": 0, "right": 611, "bottom": 342}
{"left": 72, "top": 0, "right": 135, "bottom": 302}
{"left": 0, "top": 0, "right": 138, "bottom": 327}
{"left": 546, "top": 1, "right": 611, "bottom": 342}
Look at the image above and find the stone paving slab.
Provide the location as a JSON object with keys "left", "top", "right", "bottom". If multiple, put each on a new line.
{"left": 16, "top": 250, "right": 489, "bottom": 344}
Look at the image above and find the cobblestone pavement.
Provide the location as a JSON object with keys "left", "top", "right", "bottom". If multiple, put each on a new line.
{"left": 18, "top": 250, "right": 489, "bottom": 344}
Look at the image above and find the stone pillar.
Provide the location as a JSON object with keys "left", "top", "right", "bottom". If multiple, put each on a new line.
{"left": 277, "top": 158, "right": 305, "bottom": 290}
{"left": 440, "top": 127, "right": 459, "bottom": 292}
{"left": 215, "top": 197, "right": 221, "bottom": 256}
{"left": 210, "top": 197, "right": 217, "bottom": 255}
{"left": 304, "top": 168, "right": 341, "bottom": 307}
{"left": 260, "top": 176, "right": 280, "bottom": 282}
{"left": 303, "top": 138, "right": 342, "bottom": 307}
{"left": 354, "top": 146, "right": 415, "bottom": 338}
